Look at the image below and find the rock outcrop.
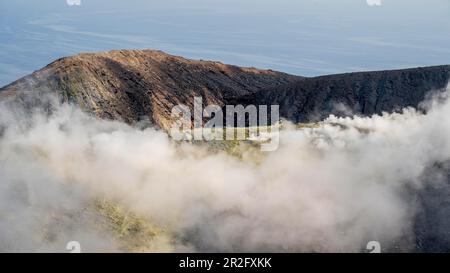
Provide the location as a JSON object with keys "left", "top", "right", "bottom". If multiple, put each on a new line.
{"left": 0, "top": 50, "right": 299, "bottom": 129}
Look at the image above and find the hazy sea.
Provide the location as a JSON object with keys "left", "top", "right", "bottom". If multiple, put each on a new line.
{"left": 1, "top": 0, "right": 450, "bottom": 86}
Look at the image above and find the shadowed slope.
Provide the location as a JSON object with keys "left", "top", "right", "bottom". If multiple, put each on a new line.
{"left": 241, "top": 66, "right": 450, "bottom": 122}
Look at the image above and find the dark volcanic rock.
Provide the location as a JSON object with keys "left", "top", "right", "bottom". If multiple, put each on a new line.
{"left": 415, "top": 162, "right": 450, "bottom": 252}
{"left": 243, "top": 66, "right": 450, "bottom": 122}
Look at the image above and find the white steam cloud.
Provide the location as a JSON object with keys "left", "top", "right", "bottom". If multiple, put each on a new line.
{"left": 0, "top": 86, "right": 450, "bottom": 252}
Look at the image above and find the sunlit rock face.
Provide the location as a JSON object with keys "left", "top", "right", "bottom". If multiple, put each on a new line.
{"left": 0, "top": 50, "right": 299, "bottom": 130}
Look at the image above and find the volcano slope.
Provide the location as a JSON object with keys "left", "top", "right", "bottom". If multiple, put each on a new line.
{"left": 1, "top": 49, "right": 449, "bottom": 128}
{"left": 2, "top": 50, "right": 450, "bottom": 252}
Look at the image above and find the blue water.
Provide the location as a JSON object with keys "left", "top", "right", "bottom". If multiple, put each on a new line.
{"left": 1, "top": 0, "right": 450, "bottom": 86}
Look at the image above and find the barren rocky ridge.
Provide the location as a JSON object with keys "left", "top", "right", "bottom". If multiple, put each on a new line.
{"left": 1, "top": 49, "right": 450, "bottom": 128}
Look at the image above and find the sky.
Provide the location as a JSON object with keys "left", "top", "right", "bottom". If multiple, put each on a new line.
{"left": 1, "top": 0, "right": 450, "bottom": 86}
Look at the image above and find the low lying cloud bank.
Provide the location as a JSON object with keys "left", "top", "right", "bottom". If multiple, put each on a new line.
{"left": 0, "top": 86, "right": 450, "bottom": 252}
